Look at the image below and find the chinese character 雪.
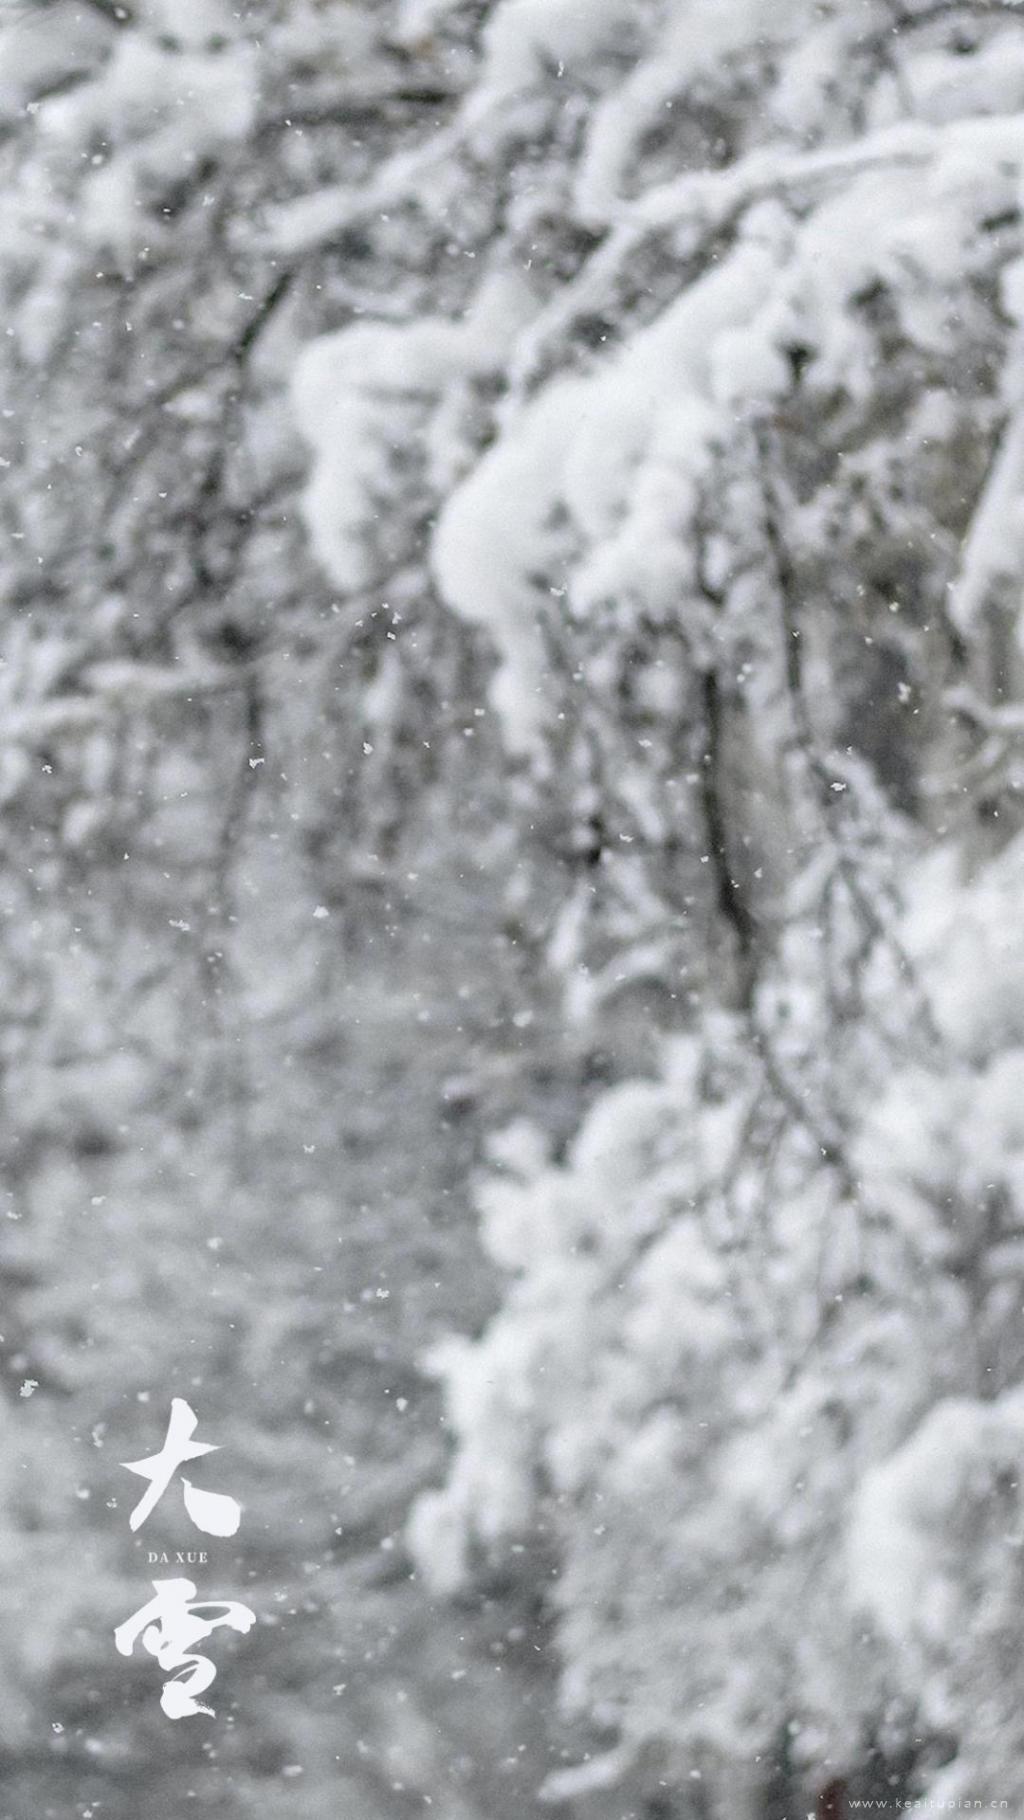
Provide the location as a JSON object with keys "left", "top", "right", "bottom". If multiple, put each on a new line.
{"left": 114, "top": 1577, "right": 255, "bottom": 1719}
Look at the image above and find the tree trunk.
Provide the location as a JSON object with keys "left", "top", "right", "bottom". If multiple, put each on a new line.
{"left": 816, "top": 1778, "right": 847, "bottom": 1820}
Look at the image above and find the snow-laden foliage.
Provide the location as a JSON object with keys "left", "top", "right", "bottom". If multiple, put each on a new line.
{"left": 411, "top": 839, "right": 1024, "bottom": 1810}
{"left": 295, "top": 0, "right": 1024, "bottom": 1041}
{"left": 242, "top": 0, "right": 1024, "bottom": 1811}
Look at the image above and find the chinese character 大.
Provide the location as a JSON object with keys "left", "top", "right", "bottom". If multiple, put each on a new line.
{"left": 120, "top": 1397, "right": 241, "bottom": 1537}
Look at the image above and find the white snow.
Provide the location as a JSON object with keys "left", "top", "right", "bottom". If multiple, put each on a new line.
{"left": 294, "top": 271, "right": 541, "bottom": 723}
{"left": 431, "top": 377, "right": 581, "bottom": 749}
{"left": 900, "top": 30, "right": 1024, "bottom": 128}
{"left": 847, "top": 1388, "right": 1024, "bottom": 1646}
{"left": 39, "top": 36, "right": 257, "bottom": 254}
{"left": 0, "top": 3, "right": 109, "bottom": 119}
{"left": 948, "top": 411, "right": 1024, "bottom": 636}
{"left": 476, "top": 0, "right": 636, "bottom": 108}
{"left": 576, "top": 0, "right": 813, "bottom": 223}
{"left": 433, "top": 224, "right": 789, "bottom": 745}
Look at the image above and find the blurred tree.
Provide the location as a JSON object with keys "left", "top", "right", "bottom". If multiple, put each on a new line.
{"left": 0, "top": 3, "right": 576, "bottom": 1817}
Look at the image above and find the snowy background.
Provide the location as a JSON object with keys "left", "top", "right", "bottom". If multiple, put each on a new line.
{"left": 0, "top": 0, "right": 1022, "bottom": 1815}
